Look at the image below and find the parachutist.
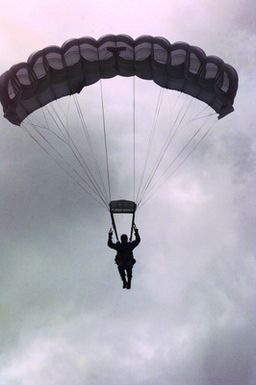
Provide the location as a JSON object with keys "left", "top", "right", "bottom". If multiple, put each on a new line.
{"left": 108, "top": 225, "right": 140, "bottom": 289}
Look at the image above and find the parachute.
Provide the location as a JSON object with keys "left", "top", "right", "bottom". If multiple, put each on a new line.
{"left": 0, "top": 35, "right": 238, "bottom": 239}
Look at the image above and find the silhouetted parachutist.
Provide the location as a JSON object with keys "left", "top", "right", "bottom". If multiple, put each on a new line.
{"left": 108, "top": 224, "right": 140, "bottom": 289}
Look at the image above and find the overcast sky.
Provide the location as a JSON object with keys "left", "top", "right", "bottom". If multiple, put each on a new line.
{"left": 0, "top": 1, "right": 255, "bottom": 385}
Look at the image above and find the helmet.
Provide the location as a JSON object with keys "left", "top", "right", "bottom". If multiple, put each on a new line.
{"left": 121, "top": 234, "right": 128, "bottom": 243}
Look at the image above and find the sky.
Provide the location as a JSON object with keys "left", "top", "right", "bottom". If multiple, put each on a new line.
{"left": 0, "top": 1, "right": 256, "bottom": 385}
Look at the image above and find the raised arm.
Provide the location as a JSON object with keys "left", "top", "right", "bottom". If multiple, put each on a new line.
{"left": 107, "top": 228, "right": 118, "bottom": 250}
{"left": 131, "top": 225, "right": 141, "bottom": 249}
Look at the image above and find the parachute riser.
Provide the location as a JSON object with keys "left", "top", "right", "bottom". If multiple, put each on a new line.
{"left": 129, "top": 212, "right": 136, "bottom": 242}
{"left": 110, "top": 211, "right": 119, "bottom": 242}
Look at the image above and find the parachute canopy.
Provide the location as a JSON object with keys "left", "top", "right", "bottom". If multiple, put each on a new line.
{"left": 0, "top": 34, "right": 238, "bottom": 126}
{"left": 0, "top": 35, "right": 239, "bottom": 215}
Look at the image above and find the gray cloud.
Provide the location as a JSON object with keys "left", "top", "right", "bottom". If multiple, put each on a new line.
{"left": 1, "top": 1, "right": 256, "bottom": 384}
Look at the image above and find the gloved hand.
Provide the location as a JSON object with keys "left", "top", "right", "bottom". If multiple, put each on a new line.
{"left": 109, "top": 228, "right": 113, "bottom": 237}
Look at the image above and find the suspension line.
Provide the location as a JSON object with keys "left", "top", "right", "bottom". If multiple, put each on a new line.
{"left": 138, "top": 119, "right": 217, "bottom": 208}
{"left": 47, "top": 102, "right": 108, "bottom": 204}
{"left": 22, "top": 122, "right": 108, "bottom": 209}
{"left": 100, "top": 80, "right": 112, "bottom": 203}
{"left": 135, "top": 88, "right": 164, "bottom": 202}
{"left": 73, "top": 95, "right": 109, "bottom": 203}
{"left": 133, "top": 76, "right": 136, "bottom": 202}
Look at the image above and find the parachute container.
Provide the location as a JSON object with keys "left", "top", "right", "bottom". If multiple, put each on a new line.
{"left": 109, "top": 200, "right": 137, "bottom": 214}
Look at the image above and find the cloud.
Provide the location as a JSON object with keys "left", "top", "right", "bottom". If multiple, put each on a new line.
{"left": 1, "top": 1, "right": 256, "bottom": 384}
